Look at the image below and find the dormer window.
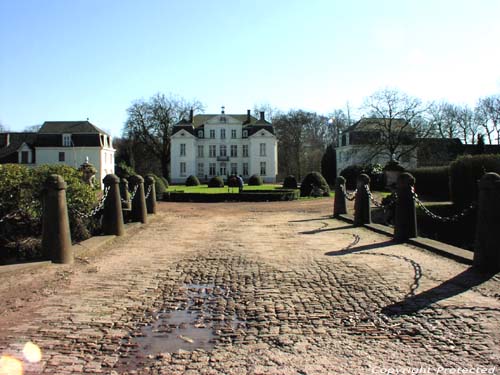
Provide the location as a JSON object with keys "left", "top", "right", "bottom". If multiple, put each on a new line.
{"left": 242, "top": 130, "right": 248, "bottom": 138}
{"left": 198, "top": 130, "right": 204, "bottom": 138}
{"left": 62, "top": 134, "right": 72, "bottom": 147}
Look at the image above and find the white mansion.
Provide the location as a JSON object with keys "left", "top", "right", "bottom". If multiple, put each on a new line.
{"left": 170, "top": 109, "right": 278, "bottom": 183}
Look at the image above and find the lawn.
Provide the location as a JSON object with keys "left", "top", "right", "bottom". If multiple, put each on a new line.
{"left": 166, "top": 184, "right": 284, "bottom": 194}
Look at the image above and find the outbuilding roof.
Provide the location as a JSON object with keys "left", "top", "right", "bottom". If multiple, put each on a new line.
{"left": 39, "top": 121, "right": 107, "bottom": 134}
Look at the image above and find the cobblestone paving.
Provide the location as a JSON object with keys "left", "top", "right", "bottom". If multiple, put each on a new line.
{"left": 1, "top": 200, "right": 499, "bottom": 374}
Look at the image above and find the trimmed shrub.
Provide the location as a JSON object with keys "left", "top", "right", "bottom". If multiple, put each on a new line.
{"left": 160, "top": 176, "right": 169, "bottom": 188}
{"left": 208, "top": 176, "right": 224, "bottom": 188}
{"left": 408, "top": 167, "right": 450, "bottom": 200}
{"left": 283, "top": 175, "right": 298, "bottom": 189}
{"left": 300, "top": 171, "right": 330, "bottom": 197}
{"left": 248, "top": 174, "right": 263, "bottom": 186}
{"left": 449, "top": 154, "right": 500, "bottom": 207}
{"left": 185, "top": 175, "right": 200, "bottom": 186}
{"left": 228, "top": 175, "right": 239, "bottom": 188}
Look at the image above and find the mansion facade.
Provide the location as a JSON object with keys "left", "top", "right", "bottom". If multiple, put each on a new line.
{"left": 170, "top": 109, "right": 278, "bottom": 183}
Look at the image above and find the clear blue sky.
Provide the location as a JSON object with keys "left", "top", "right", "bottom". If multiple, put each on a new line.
{"left": 1, "top": 0, "right": 499, "bottom": 136}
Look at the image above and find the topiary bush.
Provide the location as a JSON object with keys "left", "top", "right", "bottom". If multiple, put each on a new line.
{"left": 282, "top": 175, "right": 298, "bottom": 189}
{"left": 449, "top": 154, "right": 500, "bottom": 207}
{"left": 408, "top": 166, "right": 450, "bottom": 201}
{"left": 115, "top": 162, "right": 136, "bottom": 179}
{"left": 208, "top": 176, "right": 224, "bottom": 188}
{"left": 228, "top": 175, "right": 239, "bottom": 188}
{"left": 160, "top": 176, "right": 169, "bottom": 188}
{"left": 300, "top": 171, "right": 330, "bottom": 197}
{"left": 185, "top": 175, "right": 200, "bottom": 186}
{"left": 248, "top": 174, "right": 263, "bottom": 186}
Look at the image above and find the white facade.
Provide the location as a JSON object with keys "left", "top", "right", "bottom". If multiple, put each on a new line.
{"left": 171, "top": 113, "right": 278, "bottom": 184}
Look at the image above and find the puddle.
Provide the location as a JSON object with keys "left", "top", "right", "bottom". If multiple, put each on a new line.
{"left": 118, "top": 283, "right": 246, "bottom": 368}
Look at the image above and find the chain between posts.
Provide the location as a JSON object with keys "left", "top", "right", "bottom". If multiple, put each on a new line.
{"left": 412, "top": 187, "right": 476, "bottom": 223}
{"left": 71, "top": 186, "right": 110, "bottom": 219}
{"left": 144, "top": 184, "right": 152, "bottom": 200}
{"left": 0, "top": 200, "right": 41, "bottom": 224}
{"left": 364, "top": 184, "right": 384, "bottom": 207}
{"left": 121, "top": 184, "right": 138, "bottom": 204}
{"left": 341, "top": 185, "right": 357, "bottom": 201}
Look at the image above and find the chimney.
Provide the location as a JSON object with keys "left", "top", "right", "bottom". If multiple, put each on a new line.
{"left": 5, "top": 133, "right": 10, "bottom": 147}
{"left": 247, "top": 109, "right": 251, "bottom": 122}
{"left": 221, "top": 106, "right": 225, "bottom": 114}
{"left": 189, "top": 109, "right": 194, "bottom": 123}
{"left": 259, "top": 111, "right": 265, "bottom": 121}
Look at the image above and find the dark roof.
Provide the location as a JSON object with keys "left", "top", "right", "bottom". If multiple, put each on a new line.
{"left": 345, "top": 118, "right": 409, "bottom": 132}
{"left": 0, "top": 132, "right": 37, "bottom": 160}
{"left": 190, "top": 114, "right": 262, "bottom": 127}
{"left": 245, "top": 125, "right": 275, "bottom": 136}
{"left": 39, "top": 121, "right": 107, "bottom": 135}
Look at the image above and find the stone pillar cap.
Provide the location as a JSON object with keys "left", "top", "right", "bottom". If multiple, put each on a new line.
{"left": 44, "top": 174, "right": 66, "bottom": 190}
{"left": 397, "top": 172, "right": 415, "bottom": 187}
{"left": 336, "top": 176, "right": 346, "bottom": 184}
{"left": 357, "top": 173, "right": 370, "bottom": 185}
{"left": 103, "top": 174, "right": 120, "bottom": 185}
{"left": 129, "top": 175, "right": 144, "bottom": 184}
{"left": 479, "top": 172, "right": 500, "bottom": 189}
{"left": 145, "top": 175, "right": 156, "bottom": 184}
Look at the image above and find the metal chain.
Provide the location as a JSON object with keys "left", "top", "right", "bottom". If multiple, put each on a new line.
{"left": 0, "top": 209, "right": 23, "bottom": 224}
{"left": 341, "top": 185, "right": 357, "bottom": 201}
{"left": 364, "top": 184, "right": 384, "bottom": 207}
{"left": 70, "top": 186, "right": 110, "bottom": 219}
{"left": 412, "top": 188, "right": 476, "bottom": 223}
{"left": 144, "top": 184, "right": 152, "bottom": 200}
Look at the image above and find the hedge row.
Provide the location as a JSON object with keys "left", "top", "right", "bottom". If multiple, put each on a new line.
{"left": 162, "top": 189, "right": 299, "bottom": 202}
{"left": 449, "top": 154, "right": 500, "bottom": 207}
{"left": 408, "top": 166, "right": 450, "bottom": 200}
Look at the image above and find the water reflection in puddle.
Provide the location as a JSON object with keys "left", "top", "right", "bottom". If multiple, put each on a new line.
{"left": 120, "top": 283, "right": 245, "bottom": 365}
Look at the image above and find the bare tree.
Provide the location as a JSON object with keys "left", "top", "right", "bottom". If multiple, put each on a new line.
{"left": 123, "top": 93, "right": 204, "bottom": 178}
{"left": 273, "top": 110, "right": 328, "bottom": 179}
{"left": 327, "top": 109, "right": 350, "bottom": 146}
{"left": 362, "top": 88, "right": 433, "bottom": 162}
{"left": 24, "top": 124, "right": 42, "bottom": 132}
{"left": 253, "top": 103, "right": 280, "bottom": 122}
{"left": 477, "top": 95, "right": 500, "bottom": 144}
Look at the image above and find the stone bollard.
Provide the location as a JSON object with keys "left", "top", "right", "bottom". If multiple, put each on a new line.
{"left": 474, "top": 172, "right": 500, "bottom": 272}
{"left": 129, "top": 175, "right": 147, "bottom": 224}
{"left": 333, "top": 176, "right": 347, "bottom": 217}
{"left": 354, "top": 173, "right": 371, "bottom": 226}
{"left": 394, "top": 172, "right": 417, "bottom": 242}
{"left": 41, "top": 174, "right": 73, "bottom": 264}
{"left": 102, "top": 174, "right": 125, "bottom": 236}
{"left": 145, "top": 175, "right": 157, "bottom": 214}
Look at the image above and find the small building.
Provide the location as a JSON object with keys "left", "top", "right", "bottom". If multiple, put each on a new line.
{"left": 170, "top": 108, "right": 278, "bottom": 184}
{"left": 0, "top": 121, "right": 115, "bottom": 188}
{"left": 336, "top": 118, "right": 417, "bottom": 175}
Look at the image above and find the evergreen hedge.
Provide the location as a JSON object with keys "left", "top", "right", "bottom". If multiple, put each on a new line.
{"left": 408, "top": 166, "right": 450, "bottom": 200}
{"left": 449, "top": 154, "right": 500, "bottom": 207}
{"left": 248, "top": 174, "right": 263, "bottom": 186}
{"left": 300, "top": 171, "right": 330, "bottom": 197}
{"left": 185, "top": 175, "right": 200, "bottom": 186}
{"left": 208, "top": 176, "right": 224, "bottom": 188}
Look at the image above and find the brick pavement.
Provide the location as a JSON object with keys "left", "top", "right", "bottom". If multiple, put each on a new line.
{"left": 0, "top": 200, "right": 499, "bottom": 374}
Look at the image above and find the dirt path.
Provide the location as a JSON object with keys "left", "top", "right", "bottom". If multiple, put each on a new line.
{"left": 0, "top": 199, "right": 499, "bottom": 374}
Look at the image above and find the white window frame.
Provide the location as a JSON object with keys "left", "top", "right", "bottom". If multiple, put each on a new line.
{"left": 180, "top": 162, "right": 186, "bottom": 177}
{"left": 197, "top": 162, "right": 204, "bottom": 177}
{"left": 62, "top": 134, "right": 72, "bottom": 147}
{"left": 180, "top": 143, "right": 186, "bottom": 156}
{"left": 220, "top": 162, "right": 226, "bottom": 176}
{"left": 243, "top": 162, "right": 249, "bottom": 176}
{"left": 209, "top": 145, "right": 216, "bottom": 158}
{"left": 260, "top": 161, "right": 266, "bottom": 176}
{"left": 197, "top": 145, "right": 204, "bottom": 158}
{"left": 210, "top": 129, "right": 215, "bottom": 138}
{"left": 231, "top": 163, "right": 238, "bottom": 175}
{"left": 220, "top": 145, "right": 227, "bottom": 157}
{"left": 231, "top": 129, "right": 237, "bottom": 139}
{"left": 209, "top": 162, "right": 216, "bottom": 176}
{"left": 259, "top": 143, "right": 266, "bottom": 157}
{"left": 230, "top": 145, "right": 237, "bottom": 157}
{"left": 220, "top": 129, "right": 226, "bottom": 139}
{"left": 242, "top": 145, "right": 249, "bottom": 157}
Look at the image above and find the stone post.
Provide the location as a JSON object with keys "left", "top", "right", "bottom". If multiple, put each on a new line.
{"left": 145, "top": 175, "right": 157, "bottom": 214}
{"left": 129, "top": 175, "right": 147, "bottom": 224}
{"left": 474, "top": 172, "right": 500, "bottom": 272}
{"left": 333, "top": 176, "right": 347, "bottom": 217}
{"left": 42, "top": 174, "right": 73, "bottom": 264}
{"left": 394, "top": 172, "right": 417, "bottom": 242}
{"left": 102, "top": 174, "right": 125, "bottom": 236}
{"left": 354, "top": 173, "right": 371, "bottom": 226}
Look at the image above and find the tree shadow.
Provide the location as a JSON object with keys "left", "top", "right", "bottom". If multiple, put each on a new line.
{"left": 382, "top": 267, "right": 497, "bottom": 317}
{"left": 324, "top": 240, "right": 397, "bottom": 256}
{"left": 300, "top": 224, "right": 355, "bottom": 235}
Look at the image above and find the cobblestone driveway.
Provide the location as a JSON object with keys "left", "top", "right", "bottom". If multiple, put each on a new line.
{"left": 1, "top": 200, "right": 499, "bottom": 374}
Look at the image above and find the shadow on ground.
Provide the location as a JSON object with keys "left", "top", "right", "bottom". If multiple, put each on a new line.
{"left": 324, "top": 240, "right": 397, "bottom": 256}
{"left": 300, "top": 224, "right": 354, "bottom": 235}
{"left": 382, "top": 267, "right": 497, "bottom": 316}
